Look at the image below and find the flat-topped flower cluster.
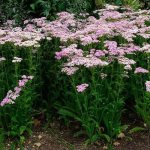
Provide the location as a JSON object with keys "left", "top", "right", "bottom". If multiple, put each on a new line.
{"left": 0, "top": 5, "right": 150, "bottom": 93}
{"left": 0, "top": 6, "right": 150, "bottom": 45}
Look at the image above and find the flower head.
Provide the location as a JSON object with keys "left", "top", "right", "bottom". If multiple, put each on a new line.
{"left": 76, "top": 83, "right": 89, "bottom": 93}
{"left": 145, "top": 81, "right": 150, "bottom": 92}
{"left": 134, "top": 67, "right": 149, "bottom": 74}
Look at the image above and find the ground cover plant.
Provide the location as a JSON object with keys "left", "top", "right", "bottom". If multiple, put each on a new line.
{"left": 0, "top": 4, "right": 150, "bottom": 148}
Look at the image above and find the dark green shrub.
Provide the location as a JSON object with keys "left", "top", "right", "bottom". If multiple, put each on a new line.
{"left": 0, "top": 0, "right": 95, "bottom": 23}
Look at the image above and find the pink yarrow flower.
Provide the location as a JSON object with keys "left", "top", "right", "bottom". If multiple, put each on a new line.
{"left": 124, "top": 65, "right": 132, "bottom": 70}
{"left": 94, "top": 50, "right": 105, "bottom": 57}
{"left": 0, "top": 57, "right": 6, "bottom": 62}
{"left": 0, "top": 75, "right": 34, "bottom": 106}
{"left": 145, "top": 81, "right": 150, "bottom": 92}
{"left": 76, "top": 83, "right": 89, "bottom": 93}
{"left": 61, "top": 67, "right": 79, "bottom": 75}
{"left": 134, "top": 67, "right": 149, "bottom": 74}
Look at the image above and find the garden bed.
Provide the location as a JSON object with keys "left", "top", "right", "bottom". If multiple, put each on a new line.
{"left": 0, "top": 4, "right": 150, "bottom": 149}
{"left": 6, "top": 122, "right": 150, "bottom": 150}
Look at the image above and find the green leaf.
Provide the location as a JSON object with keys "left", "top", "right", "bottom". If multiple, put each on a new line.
{"left": 20, "top": 136, "right": 25, "bottom": 144}
{"left": 129, "top": 127, "right": 146, "bottom": 134}
{"left": 91, "top": 134, "right": 99, "bottom": 143}
{"left": 59, "top": 109, "right": 81, "bottom": 122}
{"left": 30, "top": 4, "right": 35, "bottom": 11}
{"left": 10, "top": 131, "right": 18, "bottom": 136}
{"left": 73, "top": 130, "right": 85, "bottom": 137}
{"left": 100, "top": 134, "right": 111, "bottom": 142}
{"left": 120, "top": 125, "right": 129, "bottom": 132}
{"left": 19, "top": 126, "right": 26, "bottom": 135}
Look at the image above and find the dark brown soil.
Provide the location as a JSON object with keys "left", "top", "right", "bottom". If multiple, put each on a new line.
{"left": 20, "top": 124, "right": 150, "bottom": 150}
{"left": 22, "top": 129, "right": 149, "bottom": 150}
{"left": 6, "top": 120, "right": 150, "bottom": 150}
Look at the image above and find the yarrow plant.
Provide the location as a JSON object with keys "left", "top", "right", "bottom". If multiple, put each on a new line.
{"left": 0, "top": 4, "right": 150, "bottom": 144}
{"left": 0, "top": 38, "right": 38, "bottom": 143}
{"left": 1, "top": 75, "right": 34, "bottom": 106}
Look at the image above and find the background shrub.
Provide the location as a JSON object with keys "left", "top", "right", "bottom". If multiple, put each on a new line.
{"left": 1, "top": 0, "right": 149, "bottom": 24}
{"left": 0, "top": 0, "right": 95, "bottom": 24}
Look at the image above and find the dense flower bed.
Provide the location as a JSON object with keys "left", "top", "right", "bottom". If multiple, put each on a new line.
{"left": 0, "top": 5, "right": 150, "bottom": 144}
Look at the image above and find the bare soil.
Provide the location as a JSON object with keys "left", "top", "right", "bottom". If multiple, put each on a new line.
{"left": 23, "top": 122, "right": 150, "bottom": 150}
{"left": 6, "top": 118, "right": 150, "bottom": 150}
